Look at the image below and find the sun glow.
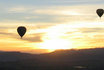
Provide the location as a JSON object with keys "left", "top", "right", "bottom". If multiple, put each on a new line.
{"left": 41, "top": 39, "right": 73, "bottom": 49}
{"left": 39, "top": 24, "right": 75, "bottom": 51}
{"left": 29, "top": 22, "right": 104, "bottom": 52}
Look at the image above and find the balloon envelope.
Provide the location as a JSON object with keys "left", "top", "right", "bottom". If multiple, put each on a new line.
{"left": 96, "top": 9, "right": 104, "bottom": 18}
{"left": 17, "top": 26, "right": 26, "bottom": 38}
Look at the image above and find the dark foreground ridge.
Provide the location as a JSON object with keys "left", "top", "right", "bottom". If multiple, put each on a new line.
{"left": 0, "top": 48, "right": 104, "bottom": 70}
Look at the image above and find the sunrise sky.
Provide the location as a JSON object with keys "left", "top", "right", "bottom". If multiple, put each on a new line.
{"left": 0, "top": 0, "right": 104, "bottom": 53}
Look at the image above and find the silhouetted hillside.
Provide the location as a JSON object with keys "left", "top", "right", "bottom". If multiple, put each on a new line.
{"left": 0, "top": 51, "right": 39, "bottom": 62}
{"left": 0, "top": 48, "right": 104, "bottom": 70}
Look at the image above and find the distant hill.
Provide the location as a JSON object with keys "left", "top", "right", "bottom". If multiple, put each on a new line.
{"left": 0, "top": 48, "right": 104, "bottom": 70}
{"left": 0, "top": 51, "right": 38, "bottom": 62}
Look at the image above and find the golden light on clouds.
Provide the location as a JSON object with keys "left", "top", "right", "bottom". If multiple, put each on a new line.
{"left": 61, "top": 11, "right": 81, "bottom": 15}
{"left": 0, "top": 1, "right": 104, "bottom": 54}
{"left": 1, "top": 21, "right": 104, "bottom": 53}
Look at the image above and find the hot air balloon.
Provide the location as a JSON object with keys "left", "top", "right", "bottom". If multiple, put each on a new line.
{"left": 17, "top": 26, "right": 26, "bottom": 38}
{"left": 96, "top": 9, "right": 104, "bottom": 18}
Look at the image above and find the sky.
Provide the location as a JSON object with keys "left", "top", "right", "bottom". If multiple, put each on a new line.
{"left": 0, "top": 0, "right": 104, "bottom": 54}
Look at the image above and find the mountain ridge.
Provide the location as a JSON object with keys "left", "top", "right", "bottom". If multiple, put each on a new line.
{"left": 0, "top": 48, "right": 104, "bottom": 70}
{"left": 0, "top": 48, "right": 104, "bottom": 61}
